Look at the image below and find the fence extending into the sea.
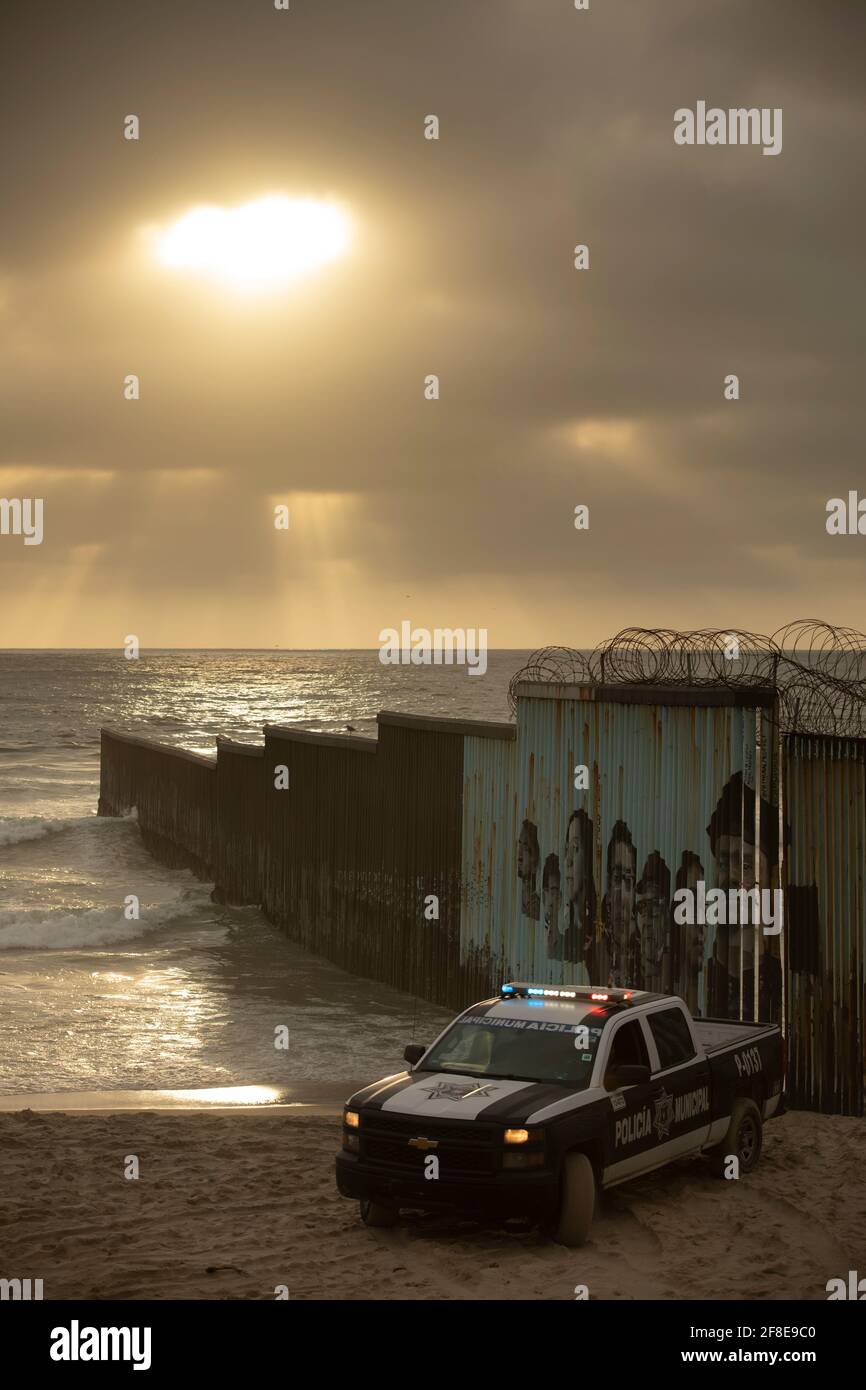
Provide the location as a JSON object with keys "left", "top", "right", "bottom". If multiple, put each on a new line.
{"left": 100, "top": 712, "right": 514, "bottom": 1009}
{"left": 100, "top": 670, "right": 866, "bottom": 1117}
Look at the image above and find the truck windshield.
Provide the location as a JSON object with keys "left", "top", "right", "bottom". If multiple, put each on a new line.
{"left": 418, "top": 1015, "right": 603, "bottom": 1087}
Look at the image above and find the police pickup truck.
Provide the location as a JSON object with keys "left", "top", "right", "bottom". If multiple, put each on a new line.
{"left": 336, "top": 983, "right": 785, "bottom": 1246}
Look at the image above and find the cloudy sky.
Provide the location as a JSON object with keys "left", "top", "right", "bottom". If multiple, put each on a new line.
{"left": 1, "top": 0, "right": 864, "bottom": 648}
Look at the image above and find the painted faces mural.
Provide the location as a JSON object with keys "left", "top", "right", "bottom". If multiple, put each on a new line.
{"left": 636, "top": 850, "right": 671, "bottom": 993}
{"left": 705, "top": 770, "right": 784, "bottom": 1022}
{"left": 600, "top": 821, "right": 637, "bottom": 988}
{"left": 517, "top": 818, "right": 540, "bottom": 920}
{"left": 542, "top": 852, "right": 561, "bottom": 956}
{"left": 563, "top": 809, "right": 596, "bottom": 967}
{"left": 501, "top": 685, "right": 782, "bottom": 1025}
{"left": 672, "top": 850, "right": 706, "bottom": 1013}
{"left": 515, "top": 772, "right": 783, "bottom": 1022}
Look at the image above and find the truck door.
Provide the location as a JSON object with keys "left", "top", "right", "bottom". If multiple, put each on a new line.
{"left": 600, "top": 1016, "right": 657, "bottom": 1183}
{"left": 643, "top": 1004, "right": 712, "bottom": 1163}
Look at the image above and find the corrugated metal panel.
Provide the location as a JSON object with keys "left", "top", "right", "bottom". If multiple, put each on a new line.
{"left": 259, "top": 726, "right": 380, "bottom": 977}
{"left": 461, "top": 730, "right": 519, "bottom": 995}
{"left": 215, "top": 739, "right": 265, "bottom": 905}
{"left": 99, "top": 729, "right": 217, "bottom": 877}
{"left": 461, "top": 688, "right": 782, "bottom": 1027}
{"left": 784, "top": 734, "right": 865, "bottom": 1115}
{"left": 257, "top": 713, "right": 491, "bottom": 1007}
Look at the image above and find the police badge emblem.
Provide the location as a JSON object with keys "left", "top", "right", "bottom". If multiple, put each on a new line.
{"left": 420, "top": 1079, "right": 498, "bottom": 1102}
{"left": 652, "top": 1087, "right": 675, "bottom": 1141}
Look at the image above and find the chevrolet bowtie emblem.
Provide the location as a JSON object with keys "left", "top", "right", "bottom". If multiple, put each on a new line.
{"left": 408, "top": 1136, "right": 438, "bottom": 1151}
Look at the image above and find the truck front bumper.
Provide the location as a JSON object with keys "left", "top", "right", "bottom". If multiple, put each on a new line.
{"left": 335, "top": 1153, "right": 558, "bottom": 1221}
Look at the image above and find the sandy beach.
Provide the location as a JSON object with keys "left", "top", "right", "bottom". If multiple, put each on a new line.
{"left": 1, "top": 1105, "right": 863, "bottom": 1301}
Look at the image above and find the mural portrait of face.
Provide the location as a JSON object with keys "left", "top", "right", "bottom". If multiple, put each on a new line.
{"left": 714, "top": 834, "right": 766, "bottom": 893}
{"left": 564, "top": 811, "right": 593, "bottom": 911}
{"left": 605, "top": 821, "right": 636, "bottom": 937}
{"left": 602, "top": 821, "right": 636, "bottom": 987}
{"left": 636, "top": 851, "right": 670, "bottom": 990}
{"left": 562, "top": 809, "right": 597, "bottom": 970}
{"left": 517, "top": 818, "right": 538, "bottom": 878}
{"left": 542, "top": 852, "right": 561, "bottom": 953}
{"left": 705, "top": 771, "right": 787, "bottom": 1019}
{"left": 707, "top": 772, "right": 779, "bottom": 894}
{"left": 677, "top": 850, "right": 706, "bottom": 983}
{"left": 517, "top": 818, "right": 541, "bottom": 920}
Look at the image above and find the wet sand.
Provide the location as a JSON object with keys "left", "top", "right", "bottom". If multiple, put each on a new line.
{"left": 0, "top": 1082, "right": 356, "bottom": 1114}
{"left": 1, "top": 1106, "right": 864, "bottom": 1301}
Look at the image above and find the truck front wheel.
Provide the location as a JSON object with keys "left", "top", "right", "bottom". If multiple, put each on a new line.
{"left": 706, "top": 1098, "right": 763, "bottom": 1178}
{"left": 359, "top": 1198, "right": 399, "bottom": 1228}
{"left": 551, "top": 1151, "right": 596, "bottom": 1247}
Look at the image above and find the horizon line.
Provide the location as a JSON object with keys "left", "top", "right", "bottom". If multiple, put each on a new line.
{"left": 0, "top": 645, "right": 537, "bottom": 653}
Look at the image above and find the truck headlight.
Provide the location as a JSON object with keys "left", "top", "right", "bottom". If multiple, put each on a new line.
{"left": 502, "top": 1128, "right": 545, "bottom": 1169}
{"left": 504, "top": 1128, "right": 543, "bottom": 1144}
{"left": 343, "top": 1110, "right": 360, "bottom": 1150}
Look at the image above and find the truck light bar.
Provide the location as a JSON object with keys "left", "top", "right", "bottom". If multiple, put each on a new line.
{"left": 500, "top": 983, "right": 634, "bottom": 1004}
{"left": 501, "top": 983, "right": 577, "bottom": 999}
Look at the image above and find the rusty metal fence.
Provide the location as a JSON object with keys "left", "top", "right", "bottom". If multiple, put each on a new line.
{"left": 461, "top": 684, "right": 783, "bottom": 1032}
{"left": 99, "top": 658, "right": 866, "bottom": 1114}
{"left": 785, "top": 734, "right": 865, "bottom": 1114}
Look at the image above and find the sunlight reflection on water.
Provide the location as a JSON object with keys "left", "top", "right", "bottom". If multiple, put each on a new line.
{"left": 0, "top": 650, "right": 519, "bottom": 1092}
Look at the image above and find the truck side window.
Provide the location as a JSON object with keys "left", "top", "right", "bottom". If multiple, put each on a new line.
{"left": 607, "top": 1020, "right": 650, "bottom": 1073}
{"left": 648, "top": 1007, "right": 696, "bottom": 1071}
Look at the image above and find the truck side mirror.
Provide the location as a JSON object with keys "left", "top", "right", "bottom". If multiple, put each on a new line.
{"left": 605, "top": 1063, "right": 651, "bottom": 1090}
{"left": 403, "top": 1044, "right": 426, "bottom": 1067}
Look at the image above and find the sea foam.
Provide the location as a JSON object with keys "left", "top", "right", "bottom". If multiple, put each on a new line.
{"left": 0, "top": 890, "right": 214, "bottom": 951}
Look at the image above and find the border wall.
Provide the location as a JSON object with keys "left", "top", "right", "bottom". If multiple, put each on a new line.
{"left": 99, "top": 686, "right": 866, "bottom": 1115}
{"left": 100, "top": 713, "right": 514, "bottom": 1010}
{"left": 461, "top": 683, "right": 782, "bottom": 1027}
{"left": 99, "top": 730, "right": 217, "bottom": 878}
{"left": 785, "top": 734, "right": 866, "bottom": 1114}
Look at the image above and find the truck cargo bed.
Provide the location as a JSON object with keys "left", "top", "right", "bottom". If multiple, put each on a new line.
{"left": 693, "top": 1017, "right": 780, "bottom": 1054}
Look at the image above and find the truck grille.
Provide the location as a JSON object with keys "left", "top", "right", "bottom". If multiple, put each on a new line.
{"left": 361, "top": 1114, "right": 497, "bottom": 1177}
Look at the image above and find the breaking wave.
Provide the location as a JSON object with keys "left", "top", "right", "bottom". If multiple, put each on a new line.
{"left": 0, "top": 888, "right": 215, "bottom": 951}
{"left": 0, "top": 812, "right": 136, "bottom": 848}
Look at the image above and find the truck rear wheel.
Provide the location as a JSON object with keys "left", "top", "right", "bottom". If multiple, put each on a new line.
{"left": 551, "top": 1151, "right": 595, "bottom": 1247}
{"left": 359, "top": 1198, "right": 399, "bottom": 1228}
{"left": 707, "top": 1098, "right": 763, "bottom": 1178}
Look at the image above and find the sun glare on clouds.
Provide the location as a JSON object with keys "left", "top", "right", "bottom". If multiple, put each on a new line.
{"left": 153, "top": 196, "right": 351, "bottom": 290}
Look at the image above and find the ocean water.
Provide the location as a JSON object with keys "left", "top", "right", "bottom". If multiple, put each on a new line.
{"left": 0, "top": 651, "right": 523, "bottom": 1094}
